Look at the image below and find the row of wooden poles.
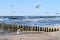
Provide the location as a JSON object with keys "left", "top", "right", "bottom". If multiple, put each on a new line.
{"left": 0, "top": 23, "right": 59, "bottom": 32}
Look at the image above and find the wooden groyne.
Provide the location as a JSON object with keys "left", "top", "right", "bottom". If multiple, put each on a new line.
{"left": 0, "top": 23, "right": 59, "bottom": 32}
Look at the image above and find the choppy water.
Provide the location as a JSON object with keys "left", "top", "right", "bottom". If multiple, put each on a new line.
{"left": 0, "top": 16, "right": 60, "bottom": 26}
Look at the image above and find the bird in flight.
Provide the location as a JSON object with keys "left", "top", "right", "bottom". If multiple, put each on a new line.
{"left": 35, "top": 4, "right": 40, "bottom": 9}
{"left": 56, "top": 13, "right": 59, "bottom": 14}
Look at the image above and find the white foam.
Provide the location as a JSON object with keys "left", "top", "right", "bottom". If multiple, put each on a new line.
{"left": 23, "top": 19, "right": 40, "bottom": 22}
{"left": 0, "top": 18, "right": 9, "bottom": 21}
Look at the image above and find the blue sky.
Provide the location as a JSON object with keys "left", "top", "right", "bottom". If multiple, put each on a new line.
{"left": 0, "top": 0, "right": 60, "bottom": 16}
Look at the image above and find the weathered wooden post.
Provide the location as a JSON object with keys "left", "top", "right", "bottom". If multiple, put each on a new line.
{"left": 37, "top": 26, "right": 38, "bottom": 31}
{"left": 46, "top": 27, "right": 47, "bottom": 32}
{"left": 29, "top": 27, "right": 30, "bottom": 31}
{"left": 35, "top": 26, "right": 37, "bottom": 31}
{"left": 40, "top": 27, "right": 42, "bottom": 31}
{"left": 51, "top": 27, "right": 53, "bottom": 32}
{"left": 57, "top": 28, "right": 59, "bottom": 31}
{"left": 42, "top": 27, "right": 44, "bottom": 31}
{"left": 38, "top": 27, "right": 39, "bottom": 31}
{"left": 33, "top": 27, "right": 35, "bottom": 31}
{"left": 54, "top": 28, "right": 57, "bottom": 31}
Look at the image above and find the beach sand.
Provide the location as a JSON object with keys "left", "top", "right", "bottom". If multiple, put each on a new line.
{"left": 0, "top": 31, "right": 60, "bottom": 40}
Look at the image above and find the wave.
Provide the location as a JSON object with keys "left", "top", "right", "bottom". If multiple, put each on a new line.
{"left": 0, "top": 16, "right": 60, "bottom": 19}
{"left": 0, "top": 18, "right": 9, "bottom": 21}
{"left": 22, "top": 19, "right": 41, "bottom": 22}
{"left": 0, "top": 16, "right": 60, "bottom": 26}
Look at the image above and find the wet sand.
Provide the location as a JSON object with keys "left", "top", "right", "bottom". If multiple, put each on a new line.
{"left": 0, "top": 31, "right": 60, "bottom": 40}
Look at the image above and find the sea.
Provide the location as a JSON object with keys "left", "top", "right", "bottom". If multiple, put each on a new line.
{"left": 0, "top": 16, "right": 60, "bottom": 26}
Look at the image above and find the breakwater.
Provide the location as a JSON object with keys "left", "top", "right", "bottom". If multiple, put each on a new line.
{"left": 0, "top": 23, "right": 59, "bottom": 32}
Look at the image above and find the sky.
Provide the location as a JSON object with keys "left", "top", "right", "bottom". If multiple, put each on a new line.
{"left": 0, "top": 0, "right": 60, "bottom": 16}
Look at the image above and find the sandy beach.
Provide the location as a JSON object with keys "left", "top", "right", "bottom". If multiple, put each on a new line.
{"left": 0, "top": 31, "right": 60, "bottom": 40}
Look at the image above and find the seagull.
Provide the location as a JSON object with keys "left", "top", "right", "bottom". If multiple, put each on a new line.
{"left": 35, "top": 4, "right": 40, "bottom": 8}
{"left": 45, "top": 11, "right": 48, "bottom": 14}
{"left": 56, "top": 13, "right": 59, "bottom": 14}
{"left": 10, "top": 5, "right": 14, "bottom": 8}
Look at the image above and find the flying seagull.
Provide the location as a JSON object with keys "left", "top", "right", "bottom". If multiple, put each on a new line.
{"left": 56, "top": 13, "right": 59, "bottom": 14}
{"left": 35, "top": 4, "right": 40, "bottom": 8}
{"left": 10, "top": 5, "right": 15, "bottom": 13}
{"left": 10, "top": 5, "right": 14, "bottom": 8}
{"left": 45, "top": 11, "right": 48, "bottom": 14}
